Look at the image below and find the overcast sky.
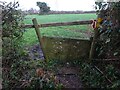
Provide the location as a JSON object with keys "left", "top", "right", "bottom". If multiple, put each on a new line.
{"left": 1, "top": 0, "right": 96, "bottom": 11}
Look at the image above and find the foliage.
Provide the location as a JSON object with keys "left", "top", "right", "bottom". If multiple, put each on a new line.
{"left": 1, "top": 1, "right": 26, "bottom": 88}
{"left": 95, "top": 2, "right": 120, "bottom": 59}
{"left": 70, "top": 2, "right": 120, "bottom": 88}
{"left": 70, "top": 59, "right": 120, "bottom": 88}
{"left": 1, "top": 2, "right": 63, "bottom": 89}
{"left": 11, "top": 60, "right": 63, "bottom": 89}
{"left": 78, "top": 1, "right": 120, "bottom": 88}
{"left": 36, "top": 2, "right": 50, "bottom": 15}
{"left": 2, "top": 1, "right": 25, "bottom": 65}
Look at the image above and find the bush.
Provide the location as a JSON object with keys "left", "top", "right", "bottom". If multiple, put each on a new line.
{"left": 1, "top": 1, "right": 25, "bottom": 88}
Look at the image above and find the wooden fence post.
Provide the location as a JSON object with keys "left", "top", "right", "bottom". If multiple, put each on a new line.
{"left": 89, "top": 28, "right": 99, "bottom": 62}
{"left": 32, "top": 18, "right": 46, "bottom": 60}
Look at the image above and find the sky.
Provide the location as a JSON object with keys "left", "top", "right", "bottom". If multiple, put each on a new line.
{"left": 0, "top": 0, "right": 96, "bottom": 11}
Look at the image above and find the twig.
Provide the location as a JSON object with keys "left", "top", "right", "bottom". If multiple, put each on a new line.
{"left": 93, "top": 65, "right": 113, "bottom": 85}
{"left": 93, "top": 58, "right": 120, "bottom": 62}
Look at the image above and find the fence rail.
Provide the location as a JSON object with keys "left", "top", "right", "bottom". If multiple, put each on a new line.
{"left": 22, "top": 19, "right": 94, "bottom": 60}
{"left": 22, "top": 20, "right": 93, "bottom": 28}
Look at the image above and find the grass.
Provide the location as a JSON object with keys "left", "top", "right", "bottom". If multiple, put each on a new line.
{"left": 23, "top": 13, "right": 97, "bottom": 46}
{"left": 24, "top": 13, "right": 96, "bottom": 24}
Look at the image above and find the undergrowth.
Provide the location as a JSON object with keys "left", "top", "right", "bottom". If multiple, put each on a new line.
{"left": 70, "top": 59, "right": 120, "bottom": 88}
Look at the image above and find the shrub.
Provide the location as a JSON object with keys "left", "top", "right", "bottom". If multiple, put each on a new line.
{"left": 1, "top": 1, "right": 25, "bottom": 88}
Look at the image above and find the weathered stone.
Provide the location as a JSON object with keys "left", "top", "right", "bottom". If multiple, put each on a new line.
{"left": 42, "top": 36, "right": 91, "bottom": 61}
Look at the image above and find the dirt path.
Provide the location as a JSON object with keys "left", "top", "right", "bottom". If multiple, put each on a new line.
{"left": 27, "top": 44, "right": 82, "bottom": 88}
{"left": 56, "top": 66, "right": 82, "bottom": 88}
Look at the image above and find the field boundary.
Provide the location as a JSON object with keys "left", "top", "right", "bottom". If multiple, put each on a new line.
{"left": 25, "top": 18, "right": 94, "bottom": 61}
{"left": 22, "top": 20, "right": 93, "bottom": 28}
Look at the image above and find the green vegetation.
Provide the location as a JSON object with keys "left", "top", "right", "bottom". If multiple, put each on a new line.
{"left": 2, "top": 2, "right": 25, "bottom": 88}
{"left": 36, "top": 2, "right": 50, "bottom": 15}
{"left": 23, "top": 13, "right": 96, "bottom": 46}
{"left": 2, "top": 1, "right": 120, "bottom": 89}
{"left": 24, "top": 14, "right": 96, "bottom": 24}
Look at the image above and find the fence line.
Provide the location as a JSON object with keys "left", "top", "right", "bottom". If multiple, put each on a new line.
{"left": 22, "top": 20, "right": 93, "bottom": 28}
{"left": 23, "top": 19, "right": 120, "bottom": 62}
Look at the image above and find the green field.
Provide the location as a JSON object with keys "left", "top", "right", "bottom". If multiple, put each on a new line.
{"left": 23, "top": 13, "right": 97, "bottom": 46}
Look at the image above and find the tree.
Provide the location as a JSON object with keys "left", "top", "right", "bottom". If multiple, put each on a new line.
{"left": 28, "top": 8, "right": 38, "bottom": 14}
{"left": 36, "top": 2, "right": 50, "bottom": 15}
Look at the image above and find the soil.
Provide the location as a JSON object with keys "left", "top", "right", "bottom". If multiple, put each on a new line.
{"left": 28, "top": 44, "right": 45, "bottom": 60}
{"left": 27, "top": 44, "right": 82, "bottom": 88}
{"left": 56, "top": 66, "right": 82, "bottom": 88}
